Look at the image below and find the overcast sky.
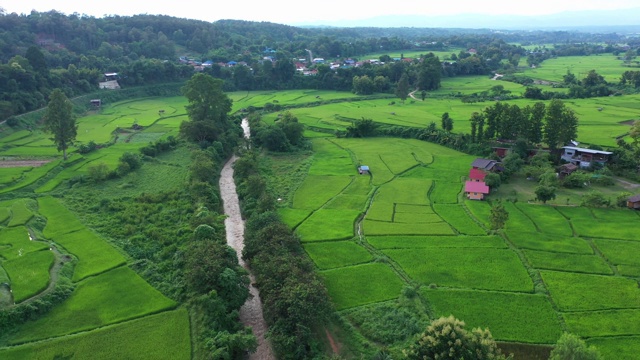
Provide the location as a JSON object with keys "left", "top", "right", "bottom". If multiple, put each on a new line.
{"left": 3, "top": 0, "right": 640, "bottom": 25}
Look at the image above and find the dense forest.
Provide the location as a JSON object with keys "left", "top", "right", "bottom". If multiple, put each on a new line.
{"left": 1, "top": 9, "right": 639, "bottom": 122}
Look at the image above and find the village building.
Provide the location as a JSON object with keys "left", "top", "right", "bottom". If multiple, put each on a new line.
{"left": 627, "top": 194, "right": 640, "bottom": 210}
{"left": 99, "top": 72, "right": 120, "bottom": 90}
{"left": 471, "top": 158, "right": 502, "bottom": 172}
{"left": 468, "top": 168, "right": 487, "bottom": 182}
{"left": 560, "top": 146, "right": 613, "bottom": 169}
{"left": 465, "top": 181, "right": 489, "bottom": 200}
{"left": 358, "top": 165, "right": 370, "bottom": 175}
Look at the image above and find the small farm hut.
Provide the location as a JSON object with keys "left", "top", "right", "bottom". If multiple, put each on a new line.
{"left": 358, "top": 165, "right": 370, "bottom": 175}
{"left": 628, "top": 194, "right": 640, "bottom": 209}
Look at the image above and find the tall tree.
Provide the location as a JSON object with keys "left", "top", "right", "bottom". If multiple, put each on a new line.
{"left": 441, "top": 112, "right": 453, "bottom": 132}
{"left": 490, "top": 200, "right": 509, "bottom": 231}
{"left": 417, "top": 53, "right": 442, "bottom": 91}
{"left": 43, "top": 89, "right": 77, "bottom": 160}
{"left": 180, "top": 73, "right": 232, "bottom": 143}
{"left": 395, "top": 73, "right": 410, "bottom": 103}
{"left": 525, "top": 102, "right": 545, "bottom": 144}
{"left": 544, "top": 99, "right": 579, "bottom": 156}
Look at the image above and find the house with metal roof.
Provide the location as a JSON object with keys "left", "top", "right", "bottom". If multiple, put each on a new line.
{"left": 560, "top": 146, "right": 613, "bottom": 169}
{"left": 471, "top": 158, "right": 502, "bottom": 172}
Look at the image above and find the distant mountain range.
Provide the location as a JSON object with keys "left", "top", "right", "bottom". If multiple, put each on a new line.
{"left": 293, "top": 7, "right": 640, "bottom": 32}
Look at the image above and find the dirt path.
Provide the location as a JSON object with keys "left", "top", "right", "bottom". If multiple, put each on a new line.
{"left": 219, "top": 123, "right": 274, "bottom": 359}
{"left": 0, "top": 160, "right": 52, "bottom": 168}
{"left": 616, "top": 177, "right": 640, "bottom": 190}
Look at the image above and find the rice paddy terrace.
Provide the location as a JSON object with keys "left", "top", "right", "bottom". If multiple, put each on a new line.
{"left": 276, "top": 135, "right": 640, "bottom": 358}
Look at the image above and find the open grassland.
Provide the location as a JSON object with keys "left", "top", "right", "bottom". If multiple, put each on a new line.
{"left": 0, "top": 308, "right": 190, "bottom": 360}
{"left": 367, "top": 235, "right": 506, "bottom": 249}
{"left": 229, "top": 89, "right": 360, "bottom": 111}
{"left": 514, "top": 204, "right": 573, "bottom": 237}
{"left": 519, "top": 54, "right": 630, "bottom": 83}
{"left": 278, "top": 208, "right": 312, "bottom": 228}
{"left": 38, "top": 196, "right": 86, "bottom": 239}
{"left": 505, "top": 231, "right": 593, "bottom": 254}
{"left": 296, "top": 209, "right": 360, "bottom": 241}
{"left": 432, "top": 204, "right": 486, "bottom": 235}
{"left": 523, "top": 250, "right": 613, "bottom": 274}
{"left": 541, "top": 271, "right": 640, "bottom": 311}
{"left": 9, "top": 266, "right": 176, "bottom": 344}
{"left": 0, "top": 226, "right": 48, "bottom": 260}
{"left": 362, "top": 48, "right": 465, "bottom": 61}
{"left": 558, "top": 206, "right": 639, "bottom": 240}
{"left": 2, "top": 249, "right": 54, "bottom": 303}
{"left": 321, "top": 263, "right": 405, "bottom": 310}
{"left": 38, "top": 196, "right": 127, "bottom": 281}
{"left": 431, "top": 76, "right": 526, "bottom": 96}
{"left": 594, "top": 239, "right": 640, "bottom": 267}
{"left": 563, "top": 309, "right": 640, "bottom": 337}
{"left": 464, "top": 200, "right": 491, "bottom": 228}
{"left": 0, "top": 207, "right": 9, "bottom": 223}
{"left": 424, "top": 289, "right": 562, "bottom": 343}
{"left": 308, "top": 139, "right": 355, "bottom": 176}
{"left": 363, "top": 219, "right": 454, "bottom": 236}
{"left": 6, "top": 199, "right": 35, "bottom": 227}
{"left": 503, "top": 202, "right": 538, "bottom": 234}
{"left": 259, "top": 82, "right": 639, "bottom": 147}
{"left": 52, "top": 229, "right": 127, "bottom": 282}
{"left": 292, "top": 175, "right": 352, "bottom": 209}
{"left": 587, "top": 336, "right": 640, "bottom": 360}
{"left": 304, "top": 241, "right": 373, "bottom": 270}
{"left": 281, "top": 126, "right": 640, "bottom": 354}
{"left": 384, "top": 248, "right": 533, "bottom": 292}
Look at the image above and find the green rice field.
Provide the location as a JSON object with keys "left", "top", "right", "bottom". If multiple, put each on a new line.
{"left": 280, "top": 133, "right": 640, "bottom": 355}
{"left": 2, "top": 79, "right": 640, "bottom": 357}
{"left": 0, "top": 308, "right": 190, "bottom": 360}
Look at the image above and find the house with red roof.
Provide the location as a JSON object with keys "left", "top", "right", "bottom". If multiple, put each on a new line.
{"left": 469, "top": 168, "right": 487, "bottom": 182}
{"left": 465, "top": 181, "right": 489, "bottom": 200}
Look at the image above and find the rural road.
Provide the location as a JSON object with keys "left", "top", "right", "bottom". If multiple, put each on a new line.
{"left": 219, "top": 119, "right": 274, "bottom": 360}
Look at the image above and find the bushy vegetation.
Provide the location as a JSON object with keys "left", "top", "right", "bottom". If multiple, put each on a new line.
{"left": 234, "top": 151, "right": 333, "bottom": 359}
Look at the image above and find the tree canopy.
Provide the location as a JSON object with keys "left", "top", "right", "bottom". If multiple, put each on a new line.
{"left": 405, "top": 315, "right": 510, "bottom": 360}
{"left": 43, "top": 88, "right": 77, "bottom": 160}
{"left": 180, "top": 73, "right": 233, "bottom": 144}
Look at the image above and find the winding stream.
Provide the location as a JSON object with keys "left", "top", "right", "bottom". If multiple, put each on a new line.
{"left": 220, "top": 119, "right": 274, "bottom": 360}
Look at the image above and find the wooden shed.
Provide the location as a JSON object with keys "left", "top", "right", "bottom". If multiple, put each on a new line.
{"left": 628, "top": 194, "right": 640, "bottom": 210}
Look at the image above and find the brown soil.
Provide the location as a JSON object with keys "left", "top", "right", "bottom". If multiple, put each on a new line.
{"left": 220, "top": 155, "right": 275, "bottom": 360}
{"left": 0, "top": 160, "right": 52, "bottom": 168}
{"left": 325, "top": 329, "right": 341, "bottom": 354}
{"left": 619, "top": 119, "right": 637, "bottom": 126}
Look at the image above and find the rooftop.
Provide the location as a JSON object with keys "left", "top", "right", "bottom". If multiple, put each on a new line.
{"left": 465, "top": 181, "right": 489, "bottom": 194}
{"left": 562, "top": 146, "right": 612, "bottom": 155}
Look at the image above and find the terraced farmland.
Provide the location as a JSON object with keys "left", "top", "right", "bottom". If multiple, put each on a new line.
{"left": 280, "top": 135, "right": 640, "bottom": 356}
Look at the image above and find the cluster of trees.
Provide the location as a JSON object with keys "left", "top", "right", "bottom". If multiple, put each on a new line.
{"left": 253, "top": 111, "right": 305, "bottom": 152}
{"left": 8, "top": 10, "right": 624, "bottom": 122}
{"left": 234, "top": 152, "right": 333, "bottom": 359}
{"left": 469, "top": 99, "right": 578, "bottom": 155}
{"left": 609, "top": 120, "right": 640, "bottom": 181}
{"left": 179, "top": 73, "right": 241, "bottom": 150}
{"left": 403, "top": 316, "right": 602, "bottom": 360}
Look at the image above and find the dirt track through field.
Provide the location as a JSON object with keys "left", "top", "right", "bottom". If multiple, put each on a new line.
{"left": 220, "top": 119, "right": 274, "bottom": 360}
